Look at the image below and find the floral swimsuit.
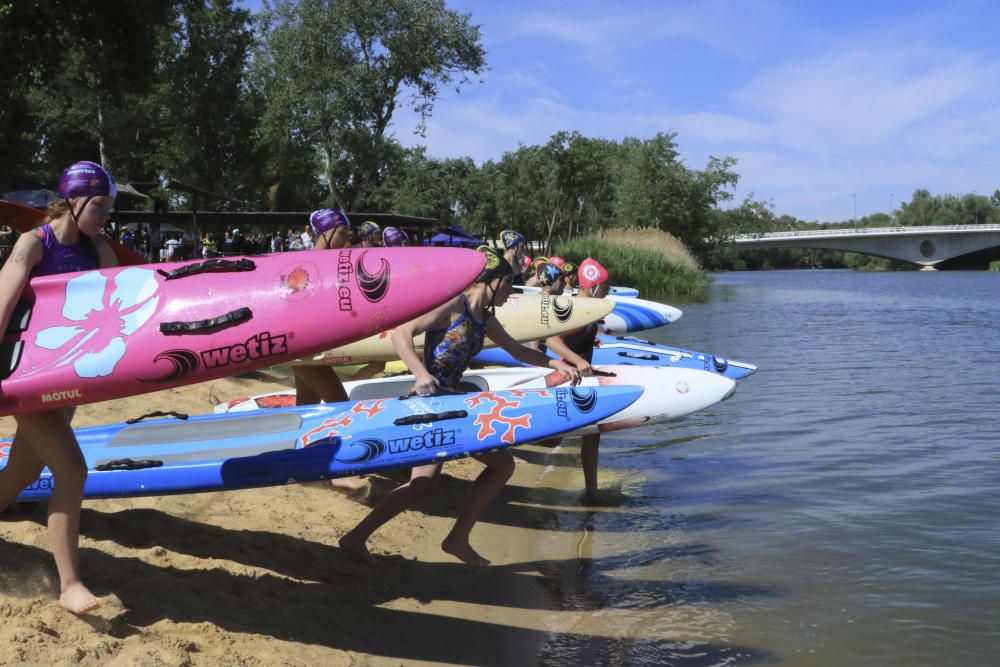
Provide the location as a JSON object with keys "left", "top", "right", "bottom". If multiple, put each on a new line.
{"left": 422, "top": 295, "right": 487, "bottom": 390}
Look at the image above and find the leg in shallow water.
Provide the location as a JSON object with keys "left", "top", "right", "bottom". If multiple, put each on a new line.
{"left": 442, "top": 450, "right": 515, "bottom": 567}
{"left": 580, "top": 433, "right": 601, "bottom": 494}
{"left": 339, "top": 462, "right": 442, "bottom": 563}
{"left": 12, "top": 410, "right": 98, "bottom": 614}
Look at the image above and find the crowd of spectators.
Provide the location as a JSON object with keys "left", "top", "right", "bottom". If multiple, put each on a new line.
{"left": 197, "top": 226, "right": 320, "bottom": 259}
{"left": 114, "top": 225, "right": 324, "bottom": 262}
{"left": 1, "top": 221, "right": 413, "bottom": 265}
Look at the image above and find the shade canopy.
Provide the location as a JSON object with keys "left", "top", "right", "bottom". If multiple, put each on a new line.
{"left": 425, "top": 225, "right": 483, "bottom": 248}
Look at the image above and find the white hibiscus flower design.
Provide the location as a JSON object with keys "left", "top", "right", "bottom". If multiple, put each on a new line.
{"left": 34, "top": 268, "right": 160, "bottom": 378}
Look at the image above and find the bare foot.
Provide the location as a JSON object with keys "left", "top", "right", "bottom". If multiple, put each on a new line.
{"left": 581, "top": 485, "right": 625, "bottom": 507}
{"left": 59, "top": 582, "right": 100, "bottom": 614}
{"left": 330, "top": 476, "right": 369, "bottom": 492}
{"left": 441, "top": 536, "right": 490, "bottom": 567}
{"left": 338, "top": 532, "right": 379, "bottom": 565}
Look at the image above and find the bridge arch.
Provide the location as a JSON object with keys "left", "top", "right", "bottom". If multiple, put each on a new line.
{"left": 732, "top": 225, "right": 1000, "bottom": 269}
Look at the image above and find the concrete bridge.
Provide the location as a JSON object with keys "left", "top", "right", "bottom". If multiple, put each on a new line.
{"left": 731, "top": 224, "right": 1000, "bottom": 269}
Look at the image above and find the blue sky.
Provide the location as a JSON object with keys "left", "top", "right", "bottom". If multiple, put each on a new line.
{"left": 246, "top": 1, "right": 1000, "bottom": 223}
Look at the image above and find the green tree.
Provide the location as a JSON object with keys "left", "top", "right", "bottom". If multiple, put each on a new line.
{"left": 0, "top": 1, "right": 58, "bottom": 184}
{"left": 546, "top": 131, "right": 619, "bottom": 242}
{"left": 613, "top": 133, "right": 738, "bottom": 257}
{"left": 24, "top": 0, "right": 174, "bottom": 177}
{"left": 256, "top": 0, "right": 485, "bottom": 211}
{"left": 152, "top": 0, "right": 263, "bottom": 207}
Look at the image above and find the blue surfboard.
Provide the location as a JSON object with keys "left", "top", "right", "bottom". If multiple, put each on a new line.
{"left": 7, "top": 386, "right": 642, "bottom": 501}
{"left": 473, "top": 335, "right": 756, "bottom": 381}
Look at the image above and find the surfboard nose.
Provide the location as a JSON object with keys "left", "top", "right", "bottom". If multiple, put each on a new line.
{"left": 583, "top": 385, "right": 644, "bottom": 424}
{"left": 379, "top": 246, "right": 486, "bottom": 278}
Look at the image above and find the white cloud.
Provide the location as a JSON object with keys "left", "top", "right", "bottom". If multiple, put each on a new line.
{"left": 395, "top": 4, "right": 1000, "bottom": 220}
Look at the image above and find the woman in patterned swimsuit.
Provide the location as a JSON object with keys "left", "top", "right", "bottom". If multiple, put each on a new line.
{"left": 339, "top": 246, "right": 582, "bottom": 566}
{"left": 0, "top": 161, "right": 119, "bottom": 614}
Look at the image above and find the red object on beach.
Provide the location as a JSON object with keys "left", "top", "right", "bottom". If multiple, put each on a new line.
{"left": 0, "top": 199, "right": 145, "bottom": 266}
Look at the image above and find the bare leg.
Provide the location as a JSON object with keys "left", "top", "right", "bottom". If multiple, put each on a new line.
{"left": 13, "top": 411, "right": 98, "bottom": 614}
{"left": 293, "top": 368, "right": 364, "bottom": 489}
{"left": 293, "top": 366, "right": 348, "bottom": 406}
{"left": 581, "top": 433, "right": 601, "bottom": 494}
{"left": 0, "top": 433, "right": 46, "bottom": 510}
{"left": 339, "top": 462, "right": 442, "bottom": 563}
{"left": 442, "top": 450, "right": 515, "bottom": 566}
{"left": 351, "top": 361, "right": 386, "bottom": 380}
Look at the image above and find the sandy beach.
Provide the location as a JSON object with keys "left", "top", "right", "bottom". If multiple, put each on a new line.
{"left": 0, "top": 370, "right": 605, "bottom": 666}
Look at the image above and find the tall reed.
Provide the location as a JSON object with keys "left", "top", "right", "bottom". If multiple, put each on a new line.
{"left": 556, "top": 227, "right": 709, "bottom": 297}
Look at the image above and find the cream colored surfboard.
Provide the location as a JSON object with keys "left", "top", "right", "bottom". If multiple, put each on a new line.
{"left": 292, "top": 293, "right": 614, "bottom": 366}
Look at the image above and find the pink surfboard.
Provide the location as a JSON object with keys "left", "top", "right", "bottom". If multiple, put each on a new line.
{"left": 0, "top": 248, "right": 484, "bottom": 415}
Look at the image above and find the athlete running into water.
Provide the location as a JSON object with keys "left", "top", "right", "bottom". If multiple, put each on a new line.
{"left": 0, "top": 162, "right": 119, "bottom": 613}
{"left": 543, "top": 258, "right": 611, "bottom": 501}
{"left": 339, "top": 246, "right": 582, "bottom": 566}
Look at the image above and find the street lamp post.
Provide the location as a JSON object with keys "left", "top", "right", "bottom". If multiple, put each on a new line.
{"left": 889, "top": 193, "right": 894, "bottom": 219}
{"left": 852, "top": 193, "right": 857, "bottom": 227}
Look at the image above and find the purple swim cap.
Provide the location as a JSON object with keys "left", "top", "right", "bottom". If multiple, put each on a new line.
{"left": 382, "top": 226, "right": 408, "bottom": 247}
{"left": 309, "top": 208, "right": 350, "bottom": 235}
{"left": 58, "top": 161, "right": 117, "bottom": 199}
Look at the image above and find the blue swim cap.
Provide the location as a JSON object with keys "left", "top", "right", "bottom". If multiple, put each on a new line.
{"left": 358, "top": 220, "right": 380, "bottom": 239}
{"left": 536, "top": 262, "right": 564, "bottom": 287}
{"left": 500, "top": 230, "right": 525, "bottom": 249}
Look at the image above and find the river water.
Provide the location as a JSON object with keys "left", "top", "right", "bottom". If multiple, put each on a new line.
{"left": 532, "top": 269, "right": 1000, "bottom": 666}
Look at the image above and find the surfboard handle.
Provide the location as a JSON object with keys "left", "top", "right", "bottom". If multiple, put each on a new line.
{"left": 393, "top": 410, "right": 468, "bottom": 426}
{"left": 4, "top": 300, "right": 32, "bottom": 335}
{"left": 95, "top": 458, "right": 164, "bottom": 472}
{"left": 615, "top": 336, "right": 653, "bottom": 344}
{"left": 125, "top": 410, "right": 190, "bottom": 424}
{"left": 592, "top": 369, "right": 617, "bottom": 377}
{"left": 157, "top": 258, "right": 256, "bottom": 281}
{"left": 0, "top": 341, "right": 24, "bottom": 381}
{"left": 617, "top": 351, "right": 659, "bottom": 361}
{"left": 159, "top": 307, "right": 252, "bottom": 335}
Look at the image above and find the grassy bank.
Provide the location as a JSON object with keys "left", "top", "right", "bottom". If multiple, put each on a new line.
{"left": 556, "top": 227, "right": 709, "bottom": 297}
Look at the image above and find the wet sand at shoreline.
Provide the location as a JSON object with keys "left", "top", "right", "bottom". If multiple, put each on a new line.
{"left": 0, "top": 373, "right": 621, "bottom": 666}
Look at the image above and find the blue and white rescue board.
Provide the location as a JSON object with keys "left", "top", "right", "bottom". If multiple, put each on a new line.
{"left": 5, "top": 386, "right": 642, "bottom": 501}
{"left": 472, "top": 334, "right": 757, "bottom": 381}
{"left": 599, "top": 295, "right": 682, "bottom": 334}
{"left": 516, "top": 284, "right": 640, "bottom": 298}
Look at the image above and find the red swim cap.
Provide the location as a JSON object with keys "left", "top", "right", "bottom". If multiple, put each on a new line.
{"left": 578, "top": 258, "right": 609, "bottom": 289}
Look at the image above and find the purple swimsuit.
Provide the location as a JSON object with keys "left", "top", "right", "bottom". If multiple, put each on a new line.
{"left": 30, "top": 224, "right": 98, "bottom": 278}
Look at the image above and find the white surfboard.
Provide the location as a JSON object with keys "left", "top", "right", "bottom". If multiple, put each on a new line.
{"left": 216, "top": 365, "right": 735, "bottom": 436}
